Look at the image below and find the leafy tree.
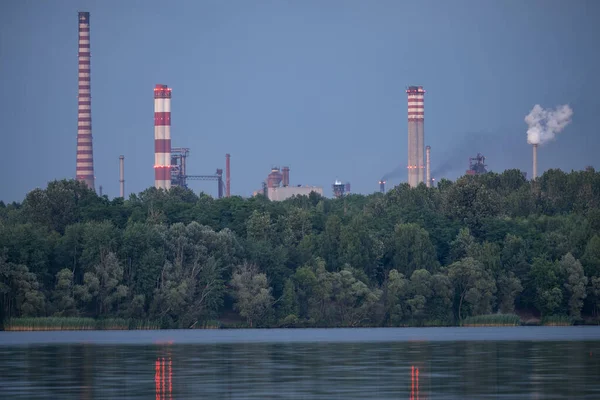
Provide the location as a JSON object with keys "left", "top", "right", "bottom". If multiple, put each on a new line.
{"left": 496, "top": 272, "right": 523, "bottom": 313}
{"left": 582, "top": 235, "right": 600, "bottom": 278}
{"left": 21, "top": 179, "right": 98, "bottom": 234}
{"left": 51, "top": 269, "right": 77, "bottom": 316}
{"left": 278, "top": 278, "right": 299, "bottom": 323}
{"left": 230, "top": 262, "right": 274, "bottom": 327}
{"left": 447, "top": 228, "right": 476, "bottom": 264}
{"left": 559, "top": 253, "right": 588, "bottom": 320}
{"left": 391, "top": 223, "right": 439, "bottom": 277}
{"left": 75, "top": 251, "right": 127, "bottom": 316}
{"left": 447, "top": 257, "right": 497, "bottom": 321}
{"left": 0, "top": 253, "right": 46, "bottom": 318}
{"left": 383, "top": 269, "right": 409, "bottom": 326}
{"left": 329, "top": 268, "right": 381, "bottom": 327}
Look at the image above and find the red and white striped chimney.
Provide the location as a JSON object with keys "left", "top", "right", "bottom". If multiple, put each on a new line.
{"left": 407, "top": 86, "right": 425, "bottom": 188}
{"left": 76, "top": 12, "right": 95, "bottom": 190}
{"left": 154, "top": 84, "right": 172, "bottom": 190}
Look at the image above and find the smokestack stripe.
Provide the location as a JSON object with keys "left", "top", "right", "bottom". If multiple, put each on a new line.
{"left": 154, "top": 85, "right": 172, "bottom": 190}
{"left": 76, "top": 12, "right": 95, "bottom": 190}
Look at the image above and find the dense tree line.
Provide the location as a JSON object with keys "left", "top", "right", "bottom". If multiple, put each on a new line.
{"left": 1, "top": 167, "right": 600, "bottom": 328}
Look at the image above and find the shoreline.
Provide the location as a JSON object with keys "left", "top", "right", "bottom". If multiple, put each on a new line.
{"left": 2, "top": 314, "right": 593, "bottom": 332}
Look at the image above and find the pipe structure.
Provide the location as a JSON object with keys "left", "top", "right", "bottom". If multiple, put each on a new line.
{"left": 407, "top": 86, "right": 425, "bottom": 187}
{"left": 225, "top": 153, "right": 231, "bottom": 197}
{"left": 119, "top": 155, "right": 125, "bottom": 198}
{"left": 217, "top": 169, "right": 224, "bottom": 199}
{"left": 532, "top": 144, "right": 538, "bottom": 180}
{"left": 154, "top": 84, "right": 172, "bottom": 190}
{"left": 426, "top": 145, "right": 431, "bottom": 188}
{"left": 282, "top": 166, "right": 290, "bottom": 187}
{"left": 76, "top": 12, "right": 95, "bottom": 191}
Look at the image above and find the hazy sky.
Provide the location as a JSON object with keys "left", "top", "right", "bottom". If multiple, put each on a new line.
{"left": 1, "top": 0, "right": 599, "bottom": 202}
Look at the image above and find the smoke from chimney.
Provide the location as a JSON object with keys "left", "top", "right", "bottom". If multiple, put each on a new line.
{"left": 525, "top": 104, "right": 572, "bottom": 180}
{"left": 525, "top": 104, "right": 573, "bottom": 145}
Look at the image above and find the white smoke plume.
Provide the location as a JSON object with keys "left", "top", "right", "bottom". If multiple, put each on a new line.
{"left": 525, "top": 104, "right": 573, "bottom": 145}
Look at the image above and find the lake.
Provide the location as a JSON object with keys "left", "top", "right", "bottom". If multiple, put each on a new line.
{"left": 1, "top": 327, "right": 599, "bottom": 399}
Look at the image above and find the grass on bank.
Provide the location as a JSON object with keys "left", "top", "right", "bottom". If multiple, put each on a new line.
{"left": 461, "top": 314, "right": 522, "bottom": 327}
{"left": 3, "top": 317, "right": 161, "bottom": 331}
{"left": 541, "top": 315, "right": 572, "bottom": 326}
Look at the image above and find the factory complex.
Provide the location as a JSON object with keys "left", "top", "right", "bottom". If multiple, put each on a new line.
{"left": 72, "top": 11, "right": 553, "bottom": 201}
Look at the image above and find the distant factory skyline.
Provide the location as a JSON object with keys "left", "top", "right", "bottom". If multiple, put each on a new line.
{"left": 1, "top": 0, "right": 599, "bottom": 202}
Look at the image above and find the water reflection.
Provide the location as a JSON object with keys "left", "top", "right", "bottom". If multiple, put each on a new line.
{"left": 0, "top": 333, "right": 599, "bottom": 399}
{"left": 411, "top": 365, "right": 420, "bottom": 400}
{"left": 155, "top": 357, "right": 173, "bottom": 400}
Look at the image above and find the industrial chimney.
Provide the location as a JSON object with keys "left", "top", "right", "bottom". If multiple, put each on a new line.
{"left": 76, "top": 12, "right": 95, "bottom": 191}
{"left": 282, "top": 166, "right": 290, "bottom": 187}
{"left": 407, "top": 86, "right": 425, "bottom": 188}
{"left": 426, "top": 145, "right": 431, "bottom": 188}
{"left": 119, "top": 155, "right": 125, "bottom": 198}
{"left": 154, "top": 84, "right": 172, "bottom": 190}
{"left": 532, "top": 144, "right": 538, "bottom": 180}
{"left": 225, "top": 153, "right": 231, "bottom": 197}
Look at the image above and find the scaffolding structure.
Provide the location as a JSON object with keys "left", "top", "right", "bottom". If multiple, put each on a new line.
{"left": 170, "top": 147, "right": 224, "bottom": 198}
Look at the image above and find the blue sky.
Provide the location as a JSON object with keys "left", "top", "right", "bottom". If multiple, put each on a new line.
{"left": 1, "top": 0, "right": 598, "bottom": 202}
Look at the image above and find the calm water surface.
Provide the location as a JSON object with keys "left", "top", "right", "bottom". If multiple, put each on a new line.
{"left": 1, "top": 327, "right": 599, "bottom": 399}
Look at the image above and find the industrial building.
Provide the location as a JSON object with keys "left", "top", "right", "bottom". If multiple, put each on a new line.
{"left": 466, "top": 153, "right": 488, "bottom": 175}
{"left": 332, "top": 180, "right": 351, "bottom": 198}
{"left": 76, "top": 12, "right": 95, "bottom": 191}
{"left": 254, "top": 167, "right": 323, "bottom": 201}
{"left": 407, "top": 86, "right": 425, "bottom": 188}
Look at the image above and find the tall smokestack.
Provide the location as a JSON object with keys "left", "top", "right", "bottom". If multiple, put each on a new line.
{"left": 225, "top": 153, "right": 231, "bottom": 197}
{"left": 426, "top": 145, "right": 431, "bottom": 188}
{"left": 282, "top": 166, "right": 290, "bottom": 187}
{"left": 379, "top": 180, "right": 385, "bottom": 193}
{"left": 525, "top": 104, "right": 572, "bottom": 181}
{"left": 76, "top": 12, "right": 95, "bottom": 191}
{"left": 407, "top": 86, "right": 425, "bottom": 187}
{"left": 119, "top": 155, "right": 125, "bottom": 198}
{"left": 154, "top": 84, "right": 172, "bottom": 190}
{"left": 532, "top": 144, "right": 538, "bottom": 180}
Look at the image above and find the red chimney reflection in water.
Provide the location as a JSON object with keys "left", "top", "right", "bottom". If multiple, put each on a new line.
{"left": 155, "top": 357, "right": 172, "bottom": 400}
{"left": 410, "top": 365, "right": 420, "bottom": 400}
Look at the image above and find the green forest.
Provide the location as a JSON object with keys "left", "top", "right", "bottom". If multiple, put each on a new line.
{"left": 1, "top": 167, "right": 600, "bottom": 329}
